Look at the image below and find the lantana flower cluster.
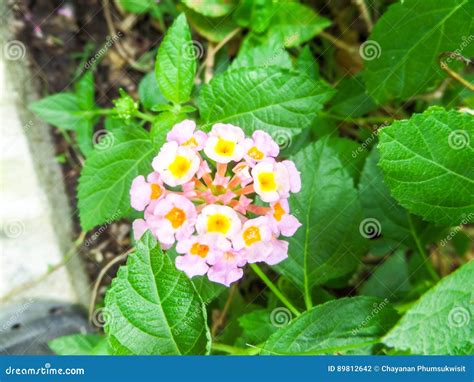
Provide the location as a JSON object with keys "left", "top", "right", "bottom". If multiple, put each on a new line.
{"left": 130, "top": 120, "right": 302, "bottom": 286}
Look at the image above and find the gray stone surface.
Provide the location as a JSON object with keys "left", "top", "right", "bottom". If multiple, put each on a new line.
{"left": 1, "top": 6, "right": 90, "bottom": 308}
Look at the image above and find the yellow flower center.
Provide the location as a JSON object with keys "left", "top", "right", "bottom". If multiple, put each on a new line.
{"left": 258, "top": 172, "right": 277, "bottom": 192}
{"left": 248, "top": 146, "right": 264, "bottom": 160}
{"left": 165, "top": 207, "right": 186, "bottom": 229}
{"left": 150, "top": 183, "right": 162, "bottom": 200}
{"left": 215, "top": 138, "right": 235, "bottom": 157}
{"left": 207, "top": 213, "right": 231, "bottom": 234}
{"left": 168, "top": 155, "right": 191, "bottom": 178}
{"left": 190, "top": 242, "right": 209, "bottom": 258}
{"left": 273, "top": 202, "right": 285, "bottom": 222}
{"left": 243, "top": 226, "right": 261, "bottom": 246}
{"left": 183, "top": 137, "right": 198, "bottom": 147}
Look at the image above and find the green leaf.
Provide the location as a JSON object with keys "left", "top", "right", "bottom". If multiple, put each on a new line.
{"left": 295, "top": 45, "right": 319, "bottom": 80}
{"left": 262, "top": 297, "right": 399, "bottom": 355}
{"left": 75, "top": 71, "right": 95, "bottom": 110}
{"left": 116, "top": 0, "right": 154, "bottom": 14}
{"left": 138, "top": 72, "right": 167, "bottom": 110}
{"left": 329, "top": 75, "right": 377, "bottom": 118}
{"left": 29, "top": 93, "right": 83, "bottom": 131}
{"left": 182, "top": 0, "right": 236, "bottom": 17}
{"left": 199, "top": 67, "right": 334, "bottom": 135}
{"left": 325, "top": 136, "right": 368, "bottom": 184}
{"left": 239, "top": 309, "right": 278, "bottom": 344}
{"left": 363, "top": 0, "right": 474, "bottom": 102}
{"left": 266, "top": 2, "right": 331, "bottom": 47}
{"left": 105, "top": 232, "right": 211, "bottom": 355}
{"left": 77, "top": 128, "right": 155, "bottom": 230}
{"left": 383, "top": 261, "right": 474, "bottom": 355}
{"left": 359, "top": 148, "right": 436, "bottom": 256}
{"left": 359, "top": 250, "right": 411, "bottom": 300}
{"left": 49, "top": 334, "right": 109, "bottom": 355}
{"left": 150, "top": 111, "right": 186, "bottom": 149}
{"left": 155, "top": 14, "right": 196, "bottom": 104}
{"left": 75, "top": 119, "right": 95, "bottom": 157}
{"left": 378, "top": 107, "right": 474, "bottom": 226}
{"left": 274, "top": 138, "right": 367, "bottom": 291}
{"left": 185, "top": 7, "right": 238, "bottom": 43}
{"left": 231, "top": 40, "right": 292, "bottom": 70}
{"left": 233, "top": 0, "right": 272, "bottom": 33}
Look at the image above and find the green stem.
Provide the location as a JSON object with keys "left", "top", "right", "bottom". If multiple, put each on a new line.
{"left": 211, "top": 343, "right": 261, "bottom": 355}
{"left": 76, "top": 108, "right": 116, "bottom": 119}
{"left": 407, "top": 213, "right": 439, "bottom": 282}
{"left": 250, "top": 263, "right": 301, "bottom": 317}
{"left": 135, "top": 110, "right": 155, "bottom": 122}
{"left": 304, "top": 280, "right": 313, "bottom": 311}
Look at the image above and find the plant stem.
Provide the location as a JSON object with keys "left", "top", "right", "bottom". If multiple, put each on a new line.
{"left": 250, "top": 263, "right": 301, "bottom": 317}
{"left": 134, "top": 110, "right": 155, "bottom": 122}
{"left": 211, "top": 343, "right": 261, "bottom": 355}
{"left": 438, "top": 52, "right": 474, "bottom": 91}
{"left": 407, "top": 213, "right": 440, "bottom": 282}
{"left": 319, "top": 31, "right": 358, "bottom": 54}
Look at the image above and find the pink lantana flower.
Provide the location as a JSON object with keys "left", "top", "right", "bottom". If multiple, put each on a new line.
{"left": 130, "top": 172, "right": 164, "bottom": 211}
{"left": 147, "top": 194, "right": 197, "bottom": 249}
{"left": 243, "top": 130, "right": 279, "bottom": 165}
{"left": 232, "top": 217, "right": 273, "bottom": 263}
{"left": 152, "top": 141, "right": 200, "bottom": 187}
{"left": 166, "top": 119, "right": 207, "bottom": 150}
{"left": 267, "top": 199, "right": 302, "bottom": 237}
{"left": 207, "top": 250, "right": 247, "bottom": 287}
{"left": 175, "top": 234, "right": 231, "bottom": 278}
{"left": 204, "top": 123, "right": 245, "bottom": 164}
{"left": 130, "top": 121, "right": 302, "bottom": 286}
